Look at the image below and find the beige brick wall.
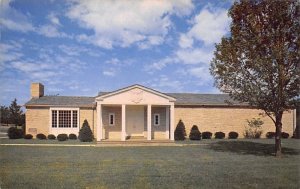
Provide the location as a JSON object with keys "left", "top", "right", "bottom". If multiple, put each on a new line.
{"left": 175, "top": 106, "right": 294, "bottom": 138}
{"left": 79, "top": 108, "right": 96, "bottom": 137}
{"left": 26, "top": 107, "right": 96, "bottom": 138}
{"left": 26, "top": 107, "right": 49, "bottom": 136}
{"left": 30, "top": 83, "right": 44, "bottom": 98}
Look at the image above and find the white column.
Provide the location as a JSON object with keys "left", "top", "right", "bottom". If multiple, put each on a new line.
{"left": 96, "top": 103, "right": 103, "bottom": 141}
{"left": 147, "top": 104, "right": 152, "bottom": 140}
{"left": 121, "top": 104, "right": 126, "bottom": 141}
{"left": 170, "top": 104, "right": 175, "bottom": 140}
{"left": 165, "top": 106, "right": 170, "bottom": 139}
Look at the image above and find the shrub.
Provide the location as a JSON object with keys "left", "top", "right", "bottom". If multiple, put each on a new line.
{"left": 24, "top": 134, "right": 33, "bottom": 139}
{"left": 79, "top": 120, "right": 94, "bottom": 142}
{"left": 57, "top": 134, "right": 68, "bottom": 141}
{"left": 69, "top": 133, "right": 77, "bottom": 140}
{"left": 189, "top": 125, "right": 201, "bottom": 140}
{"left": 215, "top": 132, "right": 225, "bottom": 139}
{"left": 48, "top": 134, "right": 56, "bottom": 140}
{"left": 228, "top": 131, "right": 238, "bottom": 139}
{"left": 36, "top": 133, "right": 46, "bottom": 140}
{"left": 174, "top": 120, "right": 186, "bottom": 141}
{"left": 244, "top": 118, "right": 263, "bottom": 138}
{"left": 281, "top": 132, "right": 289, "bottom": 139}
{"left": 202, "top": 131, "right": 212, "bottom": 139}
{"left": 266, "top": 132, "right": 275, "bottom": 139}
{"left": 7, "top": 127, "right": 23, "bottom": 139}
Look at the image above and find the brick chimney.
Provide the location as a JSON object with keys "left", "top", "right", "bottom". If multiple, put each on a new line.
{"left": 31, "top": 83, "right": 44, "bottom": 98}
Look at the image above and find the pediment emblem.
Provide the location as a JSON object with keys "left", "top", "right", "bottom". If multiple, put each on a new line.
{"left": 130, "top": 88, "right": 144, "bottom": 104}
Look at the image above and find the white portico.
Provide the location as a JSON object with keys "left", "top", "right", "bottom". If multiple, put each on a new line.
{"left": 95, "top": 85, "right": 176, "bottom": 141}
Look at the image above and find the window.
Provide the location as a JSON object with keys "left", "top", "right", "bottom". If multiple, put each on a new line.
{"left": 51, "top": 109, "right": 78, "bottom": 128}
{"left": 154, "top": 114, "right": 160, "bottom": 126}
{"left": 52, "top": 110, "right": 57, "bottom": 128}
{"left": 109, "top": 113, "right": 115, "bottom": 126}
{"left": 72, "top": 111, "right": 78, "bottom": 128}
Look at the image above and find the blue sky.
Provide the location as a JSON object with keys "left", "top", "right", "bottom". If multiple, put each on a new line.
{"left": 0, "top": 0, "right": 232, "bottom": 106}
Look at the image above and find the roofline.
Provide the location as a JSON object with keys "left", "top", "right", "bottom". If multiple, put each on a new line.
{"left": 96, "top": 84, "right": 176, "bottom": 101}
{"left": 25, "top": 104, "right": 96, "bottom": 108}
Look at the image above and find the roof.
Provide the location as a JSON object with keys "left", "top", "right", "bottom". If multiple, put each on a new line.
{"left": 25, "top": 96, "right": 95, "bottom": 107}
{"left": 165, "top": 93, "right": 245, "bottom": 106}
{"left": 25, "top": 93, "right": 246, "bottom": 107}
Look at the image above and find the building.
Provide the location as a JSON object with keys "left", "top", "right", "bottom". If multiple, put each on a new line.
{"left": 25, "top": 83, "right": 296, "bottom": 140}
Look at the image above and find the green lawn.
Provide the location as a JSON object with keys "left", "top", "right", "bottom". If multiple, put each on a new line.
{"left": 0, "top": 139, "right": 299, "bottom": 189}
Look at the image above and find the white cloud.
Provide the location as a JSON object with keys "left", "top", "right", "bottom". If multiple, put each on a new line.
{"left": 37, "top": 24, "right": 71, "bottom": 38}
{"left": 67, "top": 0, "right": 194, "bottom": 49}
{"left": 145, "top": 56, "right": 179, "bottom": 72}
{"left": 179, "top": 6, "right": 231, "bottom": 47}
{"left": 58, "top": 44, "right": 101, "bottom": 57}
{"left": 146, "top": 75, "right": 183, "bottom": 92}
{"left": 0, "top": 42, "right": 23, "bottom": 64}
{"left": 0, "top": 0, "right": 34, "bottom": 32}
{"left": 47, "top": 12, "right": 61, "bottom": 26}
{"left": 176, "top": 48, "right": 213, "bottom": 64}
{"left": 103, "top": 69, "right": 116, "bottom": 77}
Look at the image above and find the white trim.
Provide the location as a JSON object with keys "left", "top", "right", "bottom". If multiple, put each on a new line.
{"left": 97, "top": 103, "right": 103, "bottom": 141}
{"left": 147, "top": 104, "right": 152, "bottom": 140}
{"left": 121, "top": 104, "right": 126, "bottom": 141}
{"left": 154, "top": 113, "right": 160, "bottom": 126}
{"left": 96, "top": 84, "right": 176, "bottom": 102}
{"left": 108, "top": 113, "right": 115, "bottom": 126}
{"left": 170, "top": 104, "right": 174, "bottom": 140}
{"left": 49, "top": 107, "right": 80, "bottom": 136}
{"left": 166, "top": 106, "right": 170, "bottom": 139}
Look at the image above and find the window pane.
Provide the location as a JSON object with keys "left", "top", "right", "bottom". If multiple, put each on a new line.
{"left": 58, "top": 110, "right": 72, "bottom": 128}
{"left": 52, "top": 110, "right": 57, "bottom": 128}
{"left": 73, "top": 111, "right": 77, "bottom": 128}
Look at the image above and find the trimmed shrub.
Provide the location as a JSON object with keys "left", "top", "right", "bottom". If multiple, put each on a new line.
{"left": 189, "top": 125, "right": 201, "bottom": 140}
{"left": 281, "top": 132, "right": 289, "bottom": 139}
{"left": 69, "top": 133, "right": 77, "bottom": 140}
{"left": 57, "top": 134, "right": 68, "bottom": 141}
{"left": 79, "top": 120, "right": 94, "bottom": 142}
{"left": 202, "top": 131, "right": 212, "bottom": 139}
{"left": 215, "top": 132, "right": 225, "bottom": 139}
{"left": 266, "top": 132, "right": 275, "bottom": 139}
{"left": 244, "top": 118, "right": 263, "bottom": 138}
{"left": 48, "top": 134, "right": 56, "bottom": 140}
{"left": 36, "top": 133, "right": 46, "bottom": 140}
{"left": 7, "top": 127, "right": 23, "bottom": 139}
{"left": 24, "top": 134, "right": 33, "bottom": 139}
{"left": 174, "top": 120, "right": 186, "bottom": 140}
{"left": 228, "top": 131, "right": 238, "bottom": 139}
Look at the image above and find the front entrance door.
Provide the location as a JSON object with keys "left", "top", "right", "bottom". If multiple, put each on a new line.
{"left": 126, "top": 106, "right": 144, "bottom": 136}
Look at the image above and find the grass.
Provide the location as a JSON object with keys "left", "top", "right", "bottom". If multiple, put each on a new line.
{"left": 0, "top": 139, "right": 299, "bottom": 189}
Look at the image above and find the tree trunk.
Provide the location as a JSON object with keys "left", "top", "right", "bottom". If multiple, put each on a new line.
{"left": 275, "top": 112, "right": 283, "bottom": 157}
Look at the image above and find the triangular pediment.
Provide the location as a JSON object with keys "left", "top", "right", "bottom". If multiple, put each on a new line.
{"left": 95, "top": 84, "right": 176, "bottom": 105}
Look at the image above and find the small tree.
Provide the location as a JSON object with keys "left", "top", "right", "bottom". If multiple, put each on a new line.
{"left": 0, "top": 106, "right": 10, "bottom": 125}
{"left": 9, "top": 99, "right": 24, "bottom": 126}
{"left": 189, "top": 125, "right": 201, "bottom": 140}
{"left": 174, "top": 120, "right": 186, "bottom": 140}
{"left": 244, "top": 118, "right": 264, "bottom": 139}
{"left": 78, "top": 119, "right": 94, "bottom": 142}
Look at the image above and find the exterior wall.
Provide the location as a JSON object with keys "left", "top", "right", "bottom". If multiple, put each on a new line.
{"left": 175, "top": 106, "right": 294, "bottom": 138}
{"left": 152, "top": 106, "right": 167, "bottom": 139}
{"left": 102, "top": 106, "right": 122, "bottom": 140}
{"left": 26, "top": 107, "right": 49, "bottom": 137}
{"left": 79, "top": 108, "right": 96, "bottom": 136}
{"left": 26, "top": 107, "right": 96, "bottom": 138}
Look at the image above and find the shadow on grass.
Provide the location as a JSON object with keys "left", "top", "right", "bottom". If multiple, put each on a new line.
{"left": 208, "top": 141, "right": 299, "bottom": 156}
